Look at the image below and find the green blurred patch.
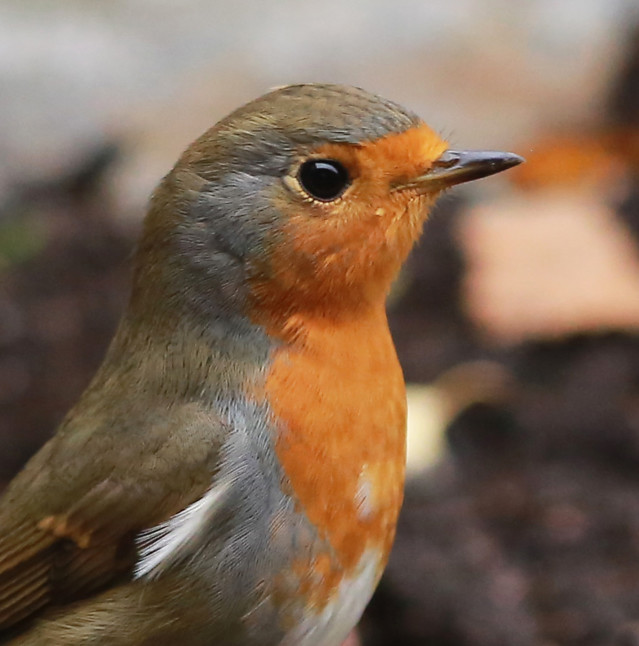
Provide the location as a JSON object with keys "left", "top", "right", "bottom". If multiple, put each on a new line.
{"left": 0, "top": 215, "right": 47, "bottom": 270}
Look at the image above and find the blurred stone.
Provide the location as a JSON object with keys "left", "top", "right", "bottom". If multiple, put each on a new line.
{"left": 460, "top": 190, "right": 639, "bottom": 342}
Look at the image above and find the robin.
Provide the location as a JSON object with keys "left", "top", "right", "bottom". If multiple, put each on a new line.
{"left": 0, "top": 84, "right": 522, "bottom": 645}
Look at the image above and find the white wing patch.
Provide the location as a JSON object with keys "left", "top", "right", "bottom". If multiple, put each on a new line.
{"left": 134, "top": 479, "right": 231, "bottom": 580}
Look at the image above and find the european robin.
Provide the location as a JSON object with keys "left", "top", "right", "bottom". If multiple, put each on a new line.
{"left": 0, "top": 84, "right": 522, "bottom": 645}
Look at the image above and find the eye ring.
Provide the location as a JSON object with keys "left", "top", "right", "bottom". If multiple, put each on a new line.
{"left": 297, "top": 159, "right": 350, "bottom": 202}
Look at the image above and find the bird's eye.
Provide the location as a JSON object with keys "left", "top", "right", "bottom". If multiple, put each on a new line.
{"left": 298, "top": 159, "right": 350, "bottom": 202}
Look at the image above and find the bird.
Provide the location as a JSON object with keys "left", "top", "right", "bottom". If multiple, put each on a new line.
{"left": 0, "top": 84, "right": 522, "bottom": 645}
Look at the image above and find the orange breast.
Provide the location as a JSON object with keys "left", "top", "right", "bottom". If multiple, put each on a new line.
{"left": 262, "top": 306, "right": 407, "bottom": 584}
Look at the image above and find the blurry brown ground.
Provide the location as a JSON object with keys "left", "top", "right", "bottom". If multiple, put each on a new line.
{"left": 2, "top": 6, "right": 639, "bottom": 646}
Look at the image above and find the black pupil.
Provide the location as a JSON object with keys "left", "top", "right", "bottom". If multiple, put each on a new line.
{"left": 298, "top": 159, "right": 349, "bottom": 201}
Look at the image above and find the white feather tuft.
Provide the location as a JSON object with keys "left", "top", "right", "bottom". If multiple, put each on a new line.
{"left": 134, "top": 479, "right": 231, "bottom": 580}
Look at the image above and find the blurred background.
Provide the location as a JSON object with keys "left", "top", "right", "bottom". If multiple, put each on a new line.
{"left": 2, "top": 1, "right": 639, "bottom": 644}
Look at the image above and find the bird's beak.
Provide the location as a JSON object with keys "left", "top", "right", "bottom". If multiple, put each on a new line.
{"left": 393, "top": 149, "right": 524, "bottom": 193}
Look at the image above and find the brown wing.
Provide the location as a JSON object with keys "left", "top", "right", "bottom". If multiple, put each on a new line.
{"left": 0, "top": 483, "right": 137, "bottom": 630}
{"left": 0, "top": 401, "right": 224, "bottom": 633}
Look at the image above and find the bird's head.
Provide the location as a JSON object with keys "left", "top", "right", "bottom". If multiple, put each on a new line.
{"left": 133, "top": 84, "right": 522, "bottom": 330}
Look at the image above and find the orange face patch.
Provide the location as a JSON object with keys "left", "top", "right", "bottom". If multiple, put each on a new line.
{"left": 249, "top": 123, "right": 448, "bottom": 322}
